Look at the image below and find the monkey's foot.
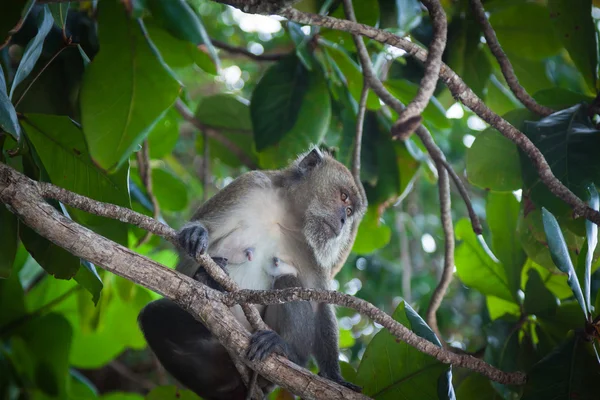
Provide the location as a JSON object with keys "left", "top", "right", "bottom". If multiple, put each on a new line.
{"left": 319, "top": 372, "right": 362, "bottom": 393}
{"left": 178, "top": 222, "right": 209, "bottom": 259}
{"left": 246, "top": 330, "right": 289, "bottom": 362}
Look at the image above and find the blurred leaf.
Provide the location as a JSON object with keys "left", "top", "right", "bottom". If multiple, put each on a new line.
{"left": 353, "top": 207, "right": 391, "bottom": 254}
{"left": 483, "top": 318, "right": 521, "bottom": 397}
{"left": 486, "top": 192, "right": 525, "bottom": 298}
{"left": 582, "top": 185, "right": 599, "bottom": 313}
{"left": 393, "top": 0, "right": 422, "bottom": 35}
{"left": 339, "top": 328, "right": 356, "bottom": 348}
{"left": 20, "top": 224, "right": 80, "bottom": 279}
{"left": 145, "top": 22, "right": 216, "bottom": 76}
{"left": 521, "top": 104, "right": 600, "bottom": 215}
{"left": 524, "top": 268, "right": 558, "bottom": 317}
{"left": 9, "top": 5, "right": 54, "bottom": 99}
{"left": 537, "top": 302, "right": 586, "bottom": 345}
{"left": 69, "top": 370, "right": 99, "bottom": 399}
{"left": 522, "top": 333, "right": 600, "bottom": 400}
{"left": 541, "top": 208, "right": 587, "bottom": 316}
{"left": 147, "top": 107, "right": 179, "bottom": 159}
{"left": 0, "top": 0, "right": 35, "bottom": 47}
{"left": 48, "top": 2, "right": 69, "bottom": 31}
{"left": 548, "top": 0, "right": 597, "bottom": 92}
{"left": 0, "top": 245, "right": 27, "bottom": 327}
{"left": 355, "top": 301, "right": 454, "bottom": 399}
{"left": 251, "top": 55, "right": 309, "bottom": 151}
{"left": 486, "top": 295, "right": 520, "bottom": 321}
{"left": 521, "top": 259, "right": 572, "bottom": 301}
{"left": 145, "top": 385, "right": 200, "bottom": 399}
{"left": 101, "top": 393, "right": 144, "bottom": 400}
{"left": 507, "top": 54, "right": 553, "bottom": 95}
{"left": 455, "top": 373, "right": 498, "bottom": 400}
{"left": 22, "top": 114, "right": 130, "bottom": 246}
{"left": 80, "top": 0, "right": 180, "bottom": 172}
{"left": 466, "top": 129, "right": 521, "bottom": 191}
{"left": 384, "top": 80, "right": 450, "bottom": 130}
{"left": 321, "top": 0, "right": 379, "bottom": 51}
{"left": 489, "top": 3, "right": 561, "bottom": 60}
{"left": 484, "top": 74, "right": 520, "bottom": 116}
{"left": 339, "top": 361, "right": 358, "bottom": 384}
{"left": 288, "top": 22, "right": 314, "bottom": 70}
{"left": 0, "top": 204, "right": 18, "bottom": 278}
{"left": 533, "top": 88, "right": 594, "bottom": 110}
{"left": 0, "top": 64, "right": 21, "bottom": 140}
{"left": 455, "top": 219, "right": 513, "bottom": 302}
{"left": 151, "top": 168, "right": 189, "bottom": 212}
{"left": 74, "top": 260, "right": 103, "bottom": 305}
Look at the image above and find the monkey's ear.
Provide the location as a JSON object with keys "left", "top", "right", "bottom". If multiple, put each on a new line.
{"left": 298, "top": 148, "right": 324, "bottom": 173}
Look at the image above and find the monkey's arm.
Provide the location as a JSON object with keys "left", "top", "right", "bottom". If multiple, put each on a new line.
{"left": 314, "top": 303, "right": 362, "bottom": 392}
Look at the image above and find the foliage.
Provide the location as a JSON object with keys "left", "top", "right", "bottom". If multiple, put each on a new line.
{"left": 0, "top": 0, "right": 600, "bottom": 399}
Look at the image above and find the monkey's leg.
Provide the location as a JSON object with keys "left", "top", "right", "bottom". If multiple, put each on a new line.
{"left": 138, "top": 298, "right": 246, "bottom": 400}
{"left": 247, "top": 275, "right": 314, "bottom": 366}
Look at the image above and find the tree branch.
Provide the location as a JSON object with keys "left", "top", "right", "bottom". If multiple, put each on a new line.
{"left": 0, "top": 162, "right": 367, "bottom": 400}
{"left": 135, "top": 140, "right": 160, "bottom": 247}
{"left": 174, "top": 99, "right": 258, "bottom": 170}
{"left": 352, "top": 83, "right": 368, "bottom": 206}
{"left": 212, "top": 39, "right": 288, "bottom": 61}
{"left": 469, "top": 0, "right": 554, "bottom": 117}
{"left": 441, "top": 160, "right": 482, "bottom": 234}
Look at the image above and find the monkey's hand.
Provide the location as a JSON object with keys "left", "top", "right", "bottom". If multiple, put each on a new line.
{"left": 318, "top": 372, "right": 362, "bottom": 393}
{"left": 178, "top": 222, "right": 209, "bottom": 259}
{"left": 246, "top": 330, "right": 290, "bottom": 362}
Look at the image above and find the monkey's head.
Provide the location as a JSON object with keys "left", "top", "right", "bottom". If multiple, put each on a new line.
{"left": 285, "top": 148, "right": 366, "bottom": 269}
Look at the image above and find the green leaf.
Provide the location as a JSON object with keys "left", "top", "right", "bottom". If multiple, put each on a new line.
{"left": 9, "top": 5, "right": 54, "bottom": 99}
{"left": 392, "top": 0, "right": 422, "bottom": 35}
{"left": 355, "top": 301, "right": 454, "bottom": 399}
{"left": 466, "top": 129, "right": 522, "bottom": 191}
{"left": 321, "top": 0, "right": 379, "bottom": 51}
{"left": 353, "top": 206, "right": 392, "bottom": 254}
{"left": 533, "top": 88, "right": 595, "bottom": 110}
{"left": 0, "top": 204, "right": 18, "bottom": 278}
{"left": 521, "top": 104, "right": 600, "bottom": 215}
{"left": 548, "top": 0, "right": 597, "bottom": 92}
{"left": 48, "top": 2, "right": 69, "bottom": 31}
{"left": 101, "top": 393, "right": 144, "bottom": 400}
{"left": 147, "top": 107, "right": 179, "bottom": 159}
{"left": 522, "top": 333, "right": 600, "bottom": 400}
{"left": 456, "top": 374, "right": 498, "bottom": 400}
{"left": 0, "top": 0, "right": 35, "bottom": 51}
{"left": 0, "top": 64, "right": 21, "bottom": 140}
{"left": 455, "top": 219, "right": 513, "bottom": 302}
{"left": 486, "top": 296, "right": 520, "bottom": 321}
{"left": 486, "top": 192, "right": 525, "bottom": 298}
{"left": 521, "top": 259, "right": 572, "bottom": 300}
{"left": 22, "top": 114, "right": 130, "bottom": 246}
{"left": 80, "top": 0, "right": 180, "bottom": 172}
{"left": 251, "top": 55, "right": 309, "bottom": 151}
{"left": 0, "top": 244, "right": 27, "bottom": 327}
{"left": 150, "top": 168, "right": 189, "bottom": 212}
{"left": 145, "top": 385, "right": 200, "bottom": 400}
{"left": 541, "top": 208, "right": 587, "bottom": 316}
{"left": 74, "top": 260, "right": 103, "bottom": 305}
{"left": 144, "top": 22, "right": 216, "bottom": 76}
{"left": 582, "top": 185, "right": 598, "bottom": 312}
{"left": 384, "top": 80, "right": 450, "bottom": 130}
{"left": 524, "top": 268, "right": 558, "bottom": 317}
{"left": 489, "top": 3, "right": 561, "bottom": 60}
{"left": 257, "top": 65, "right": 332, "bottom": 169}
{"left": 288, "top": 22, "right": 314, "bottom": 70}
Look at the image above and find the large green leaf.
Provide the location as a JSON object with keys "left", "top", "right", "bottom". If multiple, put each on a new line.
{"left": 384, "top": 80, "right": 449, "bottom": 130}
{"left": 22, "top": 114, "right": 130, "bottom": 246}
{"left": 353, "top": 206, "right": 392, "bottom": 254}
{"left": 0, "top": 204, "right": 18, "bottom": 278}
{"left": 147, "top": 107, "right": 179, "bottom": 159}
{"left": 524, "top": 268, "right": 558, "bottom": 317}
{"left": 0, "top": 64, "right": 21, "bottom": 140}
{"left": 48, "top": 2, "right": 69, "bottom": 31}
{"left": 489, "top": 3, "right": 561, "bottom": 60}
{"left": 521, "top": 104, "right": 600, "bottom": 215}
{"left": 321, "top": 0, "right": 379, "bottom": 51}
{"left": 548, "top": 0, "right": 597, "bottom": 92}
{"left": 522, "top": 333, "right": 600, "bottom": 400}
{"left": 521, "top": 259, "right": 572, "bottom": 300}
{"left": 131, "top": 167, "right": 188, "bottom": 212}
{"left": 355, "top": 301, "right": 454, "bottom": 399}
{"left": 486, "top": 296, "right": 520, "bottom": 321}
{"left": 533, "top": 88, "right": 595, "bottom": 110}
{"left": 541, "top": 208, "right": 587, "bottom": 316}
{"left": 257, "top": 65, "right": 332, "bottom": 169}
{"left": 80, "top": 0, "right": 180, "bottom": 172}
{"left": 9, "top": 5, "right": 54, "bottom": 100}
{"left": 455, "top": 374, "right": 498, "bottom": 400}
{"left": 455, "top": 219, "right": 513, "bottom": 302}
{"left": 486, "top": 192, "right": 525, "bottom": 298}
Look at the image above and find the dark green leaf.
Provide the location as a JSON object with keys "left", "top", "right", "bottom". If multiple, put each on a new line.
{"left": 321, "top": 0, "right": 379, "bottom": 51}
{"left": 102, "top": 393, "right": 144, "bottom": 400}
{"left": 521, "top": 259, "right": 572, "bottom": 300}
{"left": 541, "top": 208, "right": 587, "bottom": 316}
{"left": 0, "top": 245, "right": 27, "bottom": 327}
{"left": 145, "top": 385, "right": 200, "bottom": 399}
{"left": 74, "top": 260, "right": 103, "bottom": 305}
{"left": 483, "top": 318, "right": 521, "bottom": 397}
{"left": 250, "top": 55, "right": 309, "bottom": 151}
{"left": 489, "top": 3, "right": 561, "bottom": 60}
{"left": 22, "top": 114, "right": 130, "bottom": 246}
{"left": 0, "top": 64, "right": 21, "bottom": 140}
{"left": 522, "top": 333, "right": 600, "bottom": 400}
{"left": 80, "top": 0, "right": 180, "bottom": 172}
{"left": 533, "top": 88, "right": 594, "bottom": 110}
{"left": 355, "top": 301, "right": 454, "bottom": 399}
{"left": 0, "top": 0, "right": 35, "bottom": 49}
{"left": 384, "top": 80, "right": 450, "bottom": 130}
{"left": 548, "top": 0, "right": 597, "bottom": 92}
{"left": 455, "top": 219, "right": 514, "bottom": 302}
{"left": 521, "top": 104, "right": 600, "bottom": 215}
{"left": 288, "top": 22, "right": 314, "bottom": 70}
{"left": 0, "top": 203, "right": 18, "bottom": 278}
{"left": 456, "top": 374, "right": 498, "bottom": 400}
{"left": 486, "top": 192, "right": 525, "bottom": 298}
{"left": 9, "top": 6, "right": 54, "bottom": 99}
{"left": 505, "top": 54, "right": 553, "bottom": 95}
{"left": 20, "top": 224, "right": 80, "bottom": 279}
{"left": 48, "top": 2, "right": 69, "bottom": 31}
{"left": 524, "top": 268, "right": 558, "bottom": 316}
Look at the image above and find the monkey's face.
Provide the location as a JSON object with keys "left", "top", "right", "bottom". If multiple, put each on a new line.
{"left": 289, "top": 149, "right": 366, "bottom": 268}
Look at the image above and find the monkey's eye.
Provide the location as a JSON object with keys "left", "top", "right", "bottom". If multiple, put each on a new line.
{"left": 346, "top": 207, "right": 353, "bottom": 216}
{"left": 341, "top": 192, "right": 348, "bottom": 202}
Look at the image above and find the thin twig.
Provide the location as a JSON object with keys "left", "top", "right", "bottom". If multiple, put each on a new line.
{"left": 352, "top": 83, "right": 368, "bottom": 204}
{"left": 390, "top": 0, "right": 447, "bottom": 139}
{"left": 135, "top": 140, "right": 160, "bottom": 247}
{"left": 175, "top": 99, "right": 258, "bottom": 170}
{"left": 275, "top": 7, "right": 600, "bottom": 226}
{"left": 440, "top": 159, "right": 482, "bottom": 234}
{"left": 469, "top": 0, "right": 553, "bottom": 117}
{"left": 212, "top": 39, "right": 288, "bottom": 61}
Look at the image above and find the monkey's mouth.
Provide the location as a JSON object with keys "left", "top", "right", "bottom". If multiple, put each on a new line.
{"left": 323, "top": 220, "right": 341, "bottom": 238}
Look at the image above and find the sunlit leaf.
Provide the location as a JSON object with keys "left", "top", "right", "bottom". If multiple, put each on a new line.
{"left": 486, "top": 296, "right": 520, "bottom": 321}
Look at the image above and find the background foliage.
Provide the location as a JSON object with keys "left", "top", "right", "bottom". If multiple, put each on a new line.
{"left": 1, "top": 0, "right": 600, "bottom": 399}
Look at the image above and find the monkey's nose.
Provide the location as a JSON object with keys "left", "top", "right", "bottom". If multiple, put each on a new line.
{"left": 339, "top": 207, "right": 347, "bottom": 226}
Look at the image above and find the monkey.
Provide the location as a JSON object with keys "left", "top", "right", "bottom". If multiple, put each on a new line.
{"left": 138, "top": 148, "right": 366, "bottom": 400}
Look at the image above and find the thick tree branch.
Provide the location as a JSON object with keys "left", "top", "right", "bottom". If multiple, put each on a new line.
{"left": 0, "top": 162, "right": 367, "bottom": 400}
{"left": 224, "top": 288, "right": 526, "bottom": 385}
{"left": 469, "top": 0, "right": 553, "bottom": 117}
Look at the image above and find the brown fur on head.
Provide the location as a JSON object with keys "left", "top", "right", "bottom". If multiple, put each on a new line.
{"left": 282, "top": 148, "right": 366, "bottom": 269}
